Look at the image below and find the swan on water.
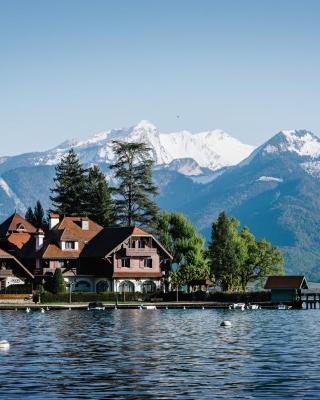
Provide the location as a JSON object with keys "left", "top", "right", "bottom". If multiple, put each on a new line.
{"left": 220, "top": 320, "right": 232, "bottom": 327}
{"left": 26, "top": 307, "right": 31, "bottom": 313}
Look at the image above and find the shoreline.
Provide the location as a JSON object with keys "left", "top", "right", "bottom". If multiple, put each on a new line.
{"left": 0, "top": 301, "right": 296, "bottom": 310}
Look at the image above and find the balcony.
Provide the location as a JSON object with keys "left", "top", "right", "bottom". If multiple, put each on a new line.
{"left": 0, "top": 269, "right": 13, "bottom": 277}
{"left": 43, "top": 267, "right": 77, "bottom": 276}
{"left": 125, "top": 248, "right": 157, "bottom": 257}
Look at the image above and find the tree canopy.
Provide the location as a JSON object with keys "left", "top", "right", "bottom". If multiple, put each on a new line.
{"left": 208, "top": 212, "right": 284, "bottom": 292}
{"left": 50, "top": 149, "right": 87, "bottom": 216}
{"left": 110, "top": 141, "right": 159, "bottom": 227}
{"left": 84, "top": 165, "right": 114, "bottom": 226}
{"left": 25, "top": 200, "right": 48, "bottom": 231}
{"left": 156, "top": 212, "right": 210, "bottom": 292}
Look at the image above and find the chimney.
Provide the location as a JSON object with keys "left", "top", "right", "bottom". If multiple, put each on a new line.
{"left": 35, "top": 229, "right": 45, "bottom": 251}
{"left": 81, "top": 217, "right": 89, "bottom": 231}
{"left": 49, "top": 214, "right": 60, "bottom": 230}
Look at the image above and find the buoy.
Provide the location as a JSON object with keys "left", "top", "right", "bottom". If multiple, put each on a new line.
{"left": 0, "top": 340, "right": 10, "bottom": 350}
{"left": 220, "top": 320, "right": 232, "bottom": 327}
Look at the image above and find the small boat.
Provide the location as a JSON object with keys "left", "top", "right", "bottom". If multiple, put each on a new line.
{"left": 229, "top": 303, "right": 245, "bottom": 311}
{"left": 277, "top": 304, "right": 292, "bottom": 310}
{"left": 88, "top": 302, "right": 105, "bottom": 310}
{"left": 246, "top": 304, "right": 261, "bottom": 310}
{"left": 141, "top": 305, "right": 157, "bottom": 310}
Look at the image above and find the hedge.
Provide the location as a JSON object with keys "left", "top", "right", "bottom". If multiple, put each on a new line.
{"left": 40, "top": 291, "right": 162, "bottom": 303}
{"left": 40, "top": 290, "right": 271, "bottom": 303}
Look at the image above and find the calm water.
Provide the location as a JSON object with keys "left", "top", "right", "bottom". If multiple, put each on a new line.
{"left": 0, "top": 308, "right": 319, "bottom": 399}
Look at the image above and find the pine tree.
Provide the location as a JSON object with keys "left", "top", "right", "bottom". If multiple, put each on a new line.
{"left": 85, "top": 165, "right": 114, "bottom": 226}
{"left": 25, "top": 201, "right": 48, "bottom": 230}
{"left": 25, "top": 207, "right": 35, "bottom": 225}
{"left": 50, "top": 149, "right": 87, "bottom": 216}
{"left": 110, "top": 141, "right": 159, "bottom": 227}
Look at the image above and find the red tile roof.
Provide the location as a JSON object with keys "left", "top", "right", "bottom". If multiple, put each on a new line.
{"left": 41, "top": 216, "right": 103, "bottom": 259}
{"left": 0, "top": 248, "right": 14, "bottom": 258}
{"left": 0, "top": 213, "right": 36, "bottom": 237}
{"left": 264, "top": 276, "right": 308, "bottom": 289}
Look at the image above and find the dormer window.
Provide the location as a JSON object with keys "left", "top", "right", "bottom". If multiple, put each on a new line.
{"left": 65, "top": 241, "right": 76, "bottom": 250}
{"left": 16, "top": 223, "right": 25, "bottom": 231}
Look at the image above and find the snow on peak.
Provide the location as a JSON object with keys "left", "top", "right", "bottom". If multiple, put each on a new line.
{"left": 263, "top": 129, "right": 320, "bottom": 158}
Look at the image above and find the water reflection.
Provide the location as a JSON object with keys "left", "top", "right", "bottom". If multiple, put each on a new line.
{"left": 0, "top": 309, "right": 319, "bottom": 399}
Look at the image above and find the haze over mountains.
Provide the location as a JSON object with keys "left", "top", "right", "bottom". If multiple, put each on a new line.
{"left": 1, "top": 121, "right": 320, "bottom": 280}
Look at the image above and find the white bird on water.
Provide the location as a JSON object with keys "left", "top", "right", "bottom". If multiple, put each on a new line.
{"left": 26, "top": 307, "right": 31, "bottom": 313}
{"left": 40, "top": 308, "right": 45, "bottom": 313}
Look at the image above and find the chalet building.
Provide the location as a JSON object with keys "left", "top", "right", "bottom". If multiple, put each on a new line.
{"left": 0, "top": 212, "right": 172, "bottom": 293}
{"left": 0, "top": 213, "right": 36, "bottom": 291}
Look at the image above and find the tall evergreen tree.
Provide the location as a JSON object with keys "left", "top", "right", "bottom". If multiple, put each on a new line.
{"left": 25, "top": 207, "right": 35, "bottom": 225}
{"left": 50, "top": 149, "right": 87, "bottom": 216}
{"left": 85, "top": 165, "right": 114, "bottom": 226}
{"left": 51, "top": 268, "right": 66, "bottom": 294}
{"left": 25, "top": 201, "right": 48, "bottom": 230}
{"left": 110, "top": 141, "right": 159, "bottom": 227}
{"left": 208, "top": 212, "right": 246, "bottom": 292}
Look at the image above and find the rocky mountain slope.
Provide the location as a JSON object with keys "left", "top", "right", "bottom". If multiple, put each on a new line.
{"left": 1, "top": 125, "right": 320, "bottom": 280}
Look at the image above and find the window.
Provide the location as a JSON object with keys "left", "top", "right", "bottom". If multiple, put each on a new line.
{"left": 138, "top": 239, "right": 145, "bottom": 248}
{"left": 16, "top": 223, "right": 25, "bottom": 231}
{"left": 96, "top": 280, "right": 110, "bottom": 293}
{"left": 65, "top": 241, "right": 76, "bottom": 249}
{"left": 119, "top": 281, "right": 135, "bottom": 293}
{"left": 142, "top": 281, "right": 156, "bottom": 293}
{"left": 144, "top": 258, "right": 152, "bottom": 268}
{"left": 75, "top": 281, "right": 91, "bottom": 292}
{"left": 121, "top": 258, "right": 130, "bottom": 268}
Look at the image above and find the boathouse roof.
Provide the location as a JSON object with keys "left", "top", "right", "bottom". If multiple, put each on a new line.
{"left": 264, "top": 275, "right": 308, "bottom": 290}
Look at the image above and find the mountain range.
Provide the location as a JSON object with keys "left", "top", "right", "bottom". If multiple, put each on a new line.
{"left": 1, "top": 121, "right": 320, "bottom": 280}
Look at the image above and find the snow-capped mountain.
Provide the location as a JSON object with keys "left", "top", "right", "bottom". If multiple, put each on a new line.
{"left": 2, "top": 126, "right": 320, "bottom": 280}
{"left": 0, "top": 120, "right": 254, "bottom": 176}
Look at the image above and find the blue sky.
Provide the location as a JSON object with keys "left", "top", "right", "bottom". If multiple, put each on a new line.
{"left": 1, "top": 0, "right": 320, "bottom": 155}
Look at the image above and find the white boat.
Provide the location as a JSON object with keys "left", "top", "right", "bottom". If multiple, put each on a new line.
{"left": 277, "top": 304, "right": 292, "bottom": 310}
{"left": 229, "top": 303, "right": 245, "bottom": 310}
{"left": 88, "top": 302, "right": 105, "bottom": 310}
{"left": 141, "top": 305, "right": 157, "bottom": 310}
{"left": 246, "top": 304, "right": 261, "bottom": 310}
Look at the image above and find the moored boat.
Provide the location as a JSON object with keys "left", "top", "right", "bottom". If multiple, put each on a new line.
{"left": 229, "top": 303, "right": 245, "bottom": 310}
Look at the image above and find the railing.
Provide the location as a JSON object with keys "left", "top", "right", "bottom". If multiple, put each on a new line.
{"left": 0, "top": 269, "right": 13, "bottom": 277}
{"left": 125, "top": 248, "right": 157, "bottom": 257}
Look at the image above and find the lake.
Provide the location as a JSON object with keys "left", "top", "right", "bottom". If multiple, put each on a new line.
{"left": 0, "top": 308, "right": 319, "bottom": 399}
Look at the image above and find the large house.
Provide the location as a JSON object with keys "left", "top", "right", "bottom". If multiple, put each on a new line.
{"left": 0, "top": 212, "right": 172, "bottom": 293}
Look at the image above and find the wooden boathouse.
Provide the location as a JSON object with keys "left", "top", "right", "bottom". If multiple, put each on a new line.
{"left": 264, "top": 275, "right": 308, "bottom": 304}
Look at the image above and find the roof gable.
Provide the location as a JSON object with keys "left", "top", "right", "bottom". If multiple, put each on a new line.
{"left": 264, "top": 276, "right": 308, "bottom": 290}
{"left": 81, "top": 226, "right": 172, "bottom": 259}
{"left": 0, "top": 213, "right": 36, "bottom": 238}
